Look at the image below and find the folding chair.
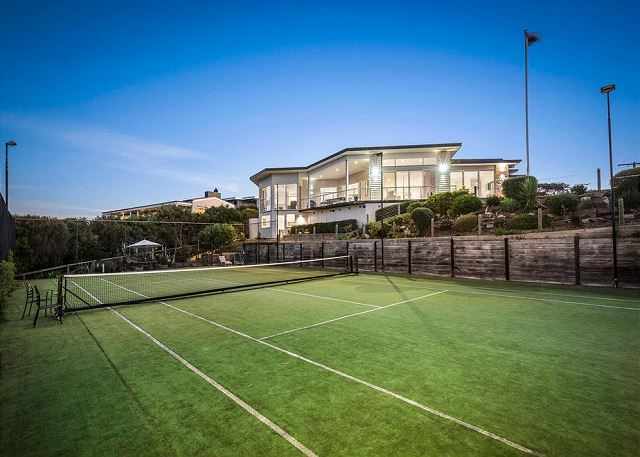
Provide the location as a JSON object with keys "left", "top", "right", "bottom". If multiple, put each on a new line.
{"left": 32, "top": 285, "right": 62, "bottom": 328}
{"left": 218, "top": 255, "right": 233, "bottom": 266}
{"left": 21, "top": 282, "right": 35, "bottom": 319}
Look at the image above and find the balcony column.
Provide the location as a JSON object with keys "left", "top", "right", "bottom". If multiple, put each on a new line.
{"left": 436, "top": 151, "right": 451, "bottom": 193}
{"left": 345, "top": 159, "right": 349, "bottom": 200}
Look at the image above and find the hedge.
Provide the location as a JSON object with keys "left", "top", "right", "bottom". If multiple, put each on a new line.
{"left": 375, "top": 201, "right": 417, "bottom": 221}
{"left": 453, "top": 213, "right": 478, "bottom": 233}
{"left": 509, "top": 213, "right": 552, "bottom": 230}
{"left": 292, "top": 219, "right": 359, "bottom": 234}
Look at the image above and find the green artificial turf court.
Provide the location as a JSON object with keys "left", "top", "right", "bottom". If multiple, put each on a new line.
{"left": 1, "top": 267, "right": 639, "bottom": 457}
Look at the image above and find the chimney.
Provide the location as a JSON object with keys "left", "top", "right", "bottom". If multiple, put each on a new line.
{"left": 205, "top": 187, "right": 221, "bottom": 198}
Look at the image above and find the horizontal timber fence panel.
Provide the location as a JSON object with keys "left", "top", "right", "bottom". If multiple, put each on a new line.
{"left": 241, "top": 234, "right": 639, "bottom": 288}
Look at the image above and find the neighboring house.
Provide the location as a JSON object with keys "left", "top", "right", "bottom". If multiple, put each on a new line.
{"left": 250, "top": 143, "right": 519, "bottom": 238}
{"left": 222, "top": 196, "right": 258, "bottom": 208}
{"left": 103, "top": 189, "right": 240, "bottom": 219}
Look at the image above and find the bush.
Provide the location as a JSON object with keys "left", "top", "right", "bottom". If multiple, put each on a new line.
{"left": 519, "top": 176, "right": 539, "bottom": 211}
{"left": 570, "top": 214, "right": 582, "bottom": 226}
{"left": 292, "top": 219, "right": 358, "bottom": 234}
{"left": 570, "top": 184, "right": 588, "bottom": 196}
{"left": 0, "top": 251, "right": 16, "bottom": 320}
{"left": 499, "top": 198, "right": 520, "bottom": 212}
{"left": 241, "top": 208, "right": 258, "bottom": 220}
{"left": 406, "top": 200, "right": 429, "bottom": 213}
{"left": 501, "top": 177, "right": 529, "bottom": 200}
{"left": 439, "top": 218, "right": 453, "bottom": 230}
{"left": 453, "top": 214, "right": 478, "bottom": 233}
{"left": 410, "top": 207, "right": 434, "bottom": 236}
{"left": 197, "top": 224, "right": 237, "bottom": 254}
{"left": 614, "top": 167, "right": 640, "bottom": 209}
{"left": 425, "top": 192, "right": 454, "bottom": 216}
{"left": 510, "top": 213, "right": 552, "bottom": 230}
{"left": 450, "top": 194, "right": 483, "bottom": 217}
{"left": 485, "top": 195, "right": 502, "bottom": 208}
{"left": 546, "top": 192, "right": 580, "bottom": 216}
{"left": 494, "top": 228, "right": 506, "bottom": 236}
{"left": 374, "top": 201, "right": 418, "bottom": 221}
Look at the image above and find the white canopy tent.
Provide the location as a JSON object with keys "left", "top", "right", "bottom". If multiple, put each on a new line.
{"left": 125, "top": 239, "right": 164, "bottom": 260}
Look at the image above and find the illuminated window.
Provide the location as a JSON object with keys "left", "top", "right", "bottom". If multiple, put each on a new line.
{"left": 286, "top": 214, "right": 296, "bottom": 228}
{"left": 260, "top": 186, "right": 271, "bottom": 212}
{"left": 261, "top": 215, "right": 270, "bottom": 228}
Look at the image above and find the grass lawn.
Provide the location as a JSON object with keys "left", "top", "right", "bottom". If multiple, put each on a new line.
{"left": 1, "top": 272, "right": 638, "bottom": 456}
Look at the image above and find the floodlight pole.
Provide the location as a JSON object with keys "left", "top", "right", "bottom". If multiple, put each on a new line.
{"left": 4, "top": 140, "right": 16, "bottom": 208}
{"left": 601, "top": 84, "right": 618, "bottom": 287}
{"left": 524, "top": 30, "right": 531, "bottom": 177}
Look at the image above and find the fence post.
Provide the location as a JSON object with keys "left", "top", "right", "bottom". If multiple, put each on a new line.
{"left": 321, "top": 242, "right": 325, "bottom": 268}
{"left": 408, "top": 240, "right": 412, "bottom": 274}
{"left": 478, "top": 214, "right": 482, "bottom": 235}
{"left": 374, "top": 241, "right": 378, "bottom": 272}
{"left": 450, "top": 237, "right": 455, "bottom": 277}
{"left": 504, "top": 237, "right": 510, "bottom": 281}
{"left": 299, "top": 242, "right": 303, "bottom": 262}
{"left": 538, "top": 208, "right": 543, "bottom": 231}
{"left": 335, "top": 224, "right": 338, "bottom": 237}
{"left": 313, "top": 226, "right": 316, "bottom": 241}
{"left": 574, "top": 236, "right": 581, "bottom": 285}
{"left": 618, "top": 198, "right": 624, "bottom": 225}
{"left": 430, "top": 218, "right": 434, "bottom": 237}
{"left": 256, "top": 240, "right": 259, "bottom": 264}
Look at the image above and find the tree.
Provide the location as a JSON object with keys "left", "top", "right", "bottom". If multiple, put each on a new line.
{"left": 202, "top": 206, "right": 243, "bottom": 224}
{"left": 570, "top": 184, "right": 588, "bottom": 196}
{"left": 450, "top": 194, "right": 482, "bottom": 216}
{"left": 502, "top": 177, "right": 529, "bottom": 199}
{"left": 519, "top": 177, "right": 539, "bottom": 211}
{"left": 241, "top": 208, "right": 258, "bottom": 220}
{"left": 197, "top": 224, "right": 236, "bottom": 254}
{"left": 410, "top": 207, "right": 434, "bottom": 236}
{"left": 614, "top": 167, "right": 640, "bottom": 210}
{"left": 425, "top": 192, "right": 454, "bottom": 216}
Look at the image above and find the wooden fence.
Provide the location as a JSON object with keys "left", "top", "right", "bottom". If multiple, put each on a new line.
{"left": 243, "top": 235, "right": 640, "bottom": 288}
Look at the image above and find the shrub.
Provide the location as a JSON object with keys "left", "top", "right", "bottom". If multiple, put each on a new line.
{"left": 241, "top": 208, "right": 258, "bottom": 220}
{"left": 485, "top": 195, "right": 502, "bottom": 208}
{"left": 570, "top": 184, "right": 588, "bottom": 196}
{"left": 501, "top": 177, "right": 529, "bottom": 200}
{"left": 439, "top": 218, "right": 453, "bottom": 230}
{"left": 510, "top": 213, "right": 552, "bottom": 230}
{"left": 570, "top": 214, "right": 582, "bottom": 226}
{"left": 499, "top": 198, "right": 520, "bottom": 212}
{"left": 0, "top": 251, "right": 16, "bottom": 320}
{"left": 410, "top": 207, "right": 434, "bottom": 236}
{"left": 375, "top": 201, "right": 418, "bottom": 221}
{"left": 614, "top": 167, "right": 640, "bottom": 209}
{"left": 494, "top": 228, "right": 506, "bottom": 236}
{"left": 425, "top": 192, "right": 454, "bottom": 216}
{"left": 197, "top": 224, "right": 236, "bottom": 254}
{"left": 519, "top": 176, "right": 539, "bottom": 211}
{"left": 364, "top": 222, "right": 380, "bottom": 237}
{"left": 453, "top": 213, "right": 478, "bottom": 233}
{"left": 406, "top": 200, "right": 429, "bottom": 213}
{"left": 450, "top": 194, "right": 483, "bottom": 217}
{"left": 546, "top": 192, "right": 580, "bottom": 216}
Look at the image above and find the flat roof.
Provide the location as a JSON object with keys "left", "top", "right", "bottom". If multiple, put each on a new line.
{"left": 103, "top": 200, "right": 192, "bottom": 214}
{"left": 250, "top": 143, "right": 463, "bottom": 183}
{"left": 452, "top": 158, "right": 520, "bottom": 165}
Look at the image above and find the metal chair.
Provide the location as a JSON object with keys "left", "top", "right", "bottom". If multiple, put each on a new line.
{"left": 21, "top": 282, "right": 35, "bottom": 319}
{"left": 32, "top": 285, "right": 62, "bottom": 328}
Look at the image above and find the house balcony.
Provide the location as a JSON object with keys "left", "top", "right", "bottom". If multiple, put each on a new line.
{"left": 298, "top": 186, "right": 440, "bottom": 211}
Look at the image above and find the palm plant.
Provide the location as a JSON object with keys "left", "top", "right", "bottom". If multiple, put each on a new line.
{"left": 519, "top": 177, "right": 539, "bottom": 211}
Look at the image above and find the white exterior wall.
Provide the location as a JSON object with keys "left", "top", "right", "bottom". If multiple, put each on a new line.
{"left": 302, "top": 203, "right": 379, "bottom": 227}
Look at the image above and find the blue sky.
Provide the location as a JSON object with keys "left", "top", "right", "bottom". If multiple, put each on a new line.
{"left": 1, "top": 0, "right": 638, "bottom": 217}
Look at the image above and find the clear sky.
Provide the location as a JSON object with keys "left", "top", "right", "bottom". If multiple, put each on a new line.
{"left": 1, "top": 0, "right": 638, "bottom": 217}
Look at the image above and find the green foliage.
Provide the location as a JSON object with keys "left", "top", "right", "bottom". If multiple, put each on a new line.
{"left": 570, "top": 214, "right": 582, "bottom": 227}
{"left": 499, "top": 198, "right": 520, "bottom": 212}
{"left": 197, "top": 224, "right": 236, "bottom": 254}
{"left": 292, "top": 219, "right": 358, "bottom": 234}
{"left": 453, "top": 213, "right": 478, "bottom": 233}
{"left": 546, "top": 192, "right": 580, "bottom": 216}
{"left": 365, "top": 222, "right": 380, "bottom": 237}
{"left": 509, "top": 213, "right": 551, "bottom": 230}
{"left": 485, "top": 195, "right": 502, "bottom": 208}
{"left": 15, "top": 216, "right": 71, "bottom": 273}
{"left": 241, "top": 208, "right": 258, "bottom": 220}
{"left": 406, "top": 200, "right": 429, "bottom": 213}
{"left": 425, "top": 192, "right": 454, "bottom": 216}
{"left": 202, "top": 206, "right": 243, "bottom": 224}
{"left": 450, "top": 194, "right": 482, "bottom": 217}
{"left": 614, "top": 167, "right": 640, "bottom": 209}
{"left": 538, "top": 182, "right": 569, "bottom": 195}
{"left": 494, "top": 228, "right": 506, "bottom": 236}
{"left": 374, "top": 201, "right": 417, "bottom": 221}
{"left": 410, "top": 207, "right": 434, "bottom": 236}
{"left": 570, "top": 184, "right": 588, "bottom": 196}
{"left": 439, "top": 218, "right": 453, "bottom": 230}
{"left": 518, "top": 177, "right": 539, "bottom": 211}
{"left": 0, "top": 250, "right": 16, "bottom": 320}
{"left": 501, "top": 176, "right": 529, "bottom": 199}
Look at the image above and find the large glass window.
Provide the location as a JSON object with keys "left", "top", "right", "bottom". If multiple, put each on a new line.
{"left": 464, "top": 171, "right": 479, "bottom": 196}
{"left": 450, "top": 171, "right": 463, "bottom": 192}
{"left": 260, "top": 186, "right": 271, "bottom": 212}
{"left": 286, "top": 214, "right": 296, "bottom": 228}
{"left": 409, "top": 171, "right": 423, "bottom": 199}
{"left": 478, "top": 170, "right": 495, "bottom": 198}
{"left": 276, "top": 184, "right": 298, "bottom": 210}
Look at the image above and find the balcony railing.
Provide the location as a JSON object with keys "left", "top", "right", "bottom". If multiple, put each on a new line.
{"left": 298, "top": 186, "right": 441, "bottom": 210}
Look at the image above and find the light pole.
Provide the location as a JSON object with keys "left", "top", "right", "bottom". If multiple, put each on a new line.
{"left": 524, "top": 30, "right": 539, "bottom": 177}
{"left": 5, "top": 140, "right": 17, "bottom": 208}
{"left": 600, "top": 83, "right": 618, "bottom": 287}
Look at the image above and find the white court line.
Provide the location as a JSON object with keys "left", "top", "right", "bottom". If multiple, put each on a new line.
{"left": 76, "top": 280, "right": 316, "bottom": 457}
{"left": 336, "top": 277, "right": 640, "bottom": 311}
{"left": 259, "top": 291, "right": 447, "bottom": 340}
{"left": 99, "top": 279, "right": 543, "bottom": 456}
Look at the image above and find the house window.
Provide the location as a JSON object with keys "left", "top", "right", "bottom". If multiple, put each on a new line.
{"left": 276, "top": 184, "right": 298, "bottom": 210}
{"left": 260, "top": 186, "right": 271, "bottom": 212}
{"left": 261, "top": 215, "right": 270, "bottom": 228}
{"left": 286, "top": 214, "right": 296, "bottom": 228}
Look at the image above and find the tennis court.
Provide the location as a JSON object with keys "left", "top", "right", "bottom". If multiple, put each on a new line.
{"left": 2, "top": 257, "right": 639, "bottom": 457}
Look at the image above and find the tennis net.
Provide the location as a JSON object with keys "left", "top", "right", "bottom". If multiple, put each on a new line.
{"left": 60, "top": 255, "right": 355, "bottom": 312}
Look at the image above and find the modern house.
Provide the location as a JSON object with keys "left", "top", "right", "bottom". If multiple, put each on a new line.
{"left": 250, "top": 143, "right": 520, "bottom": 238}
{"left": 103, "top": 189, "right": 249, "bottom": 219}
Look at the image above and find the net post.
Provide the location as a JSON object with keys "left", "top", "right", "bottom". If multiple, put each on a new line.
{"left": 321, "top": 242, "right": 325, "bottom": 268}
{"left": 504, "top": 237, "right": 510, "bottom": 281}
{"left": 56, "top": 274, "right": 64, "bottom": 322}
{"left": 574, "top": 235, "right": 581, "bottom": 285}
{"left": 450, "top": 237, "right": 455, "bottom": 278}
{"left": 408, "top": 240, "right": 412, "bottom": 274}
{"left": 374, "top": 240, "right": 378, "bottom": 272}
